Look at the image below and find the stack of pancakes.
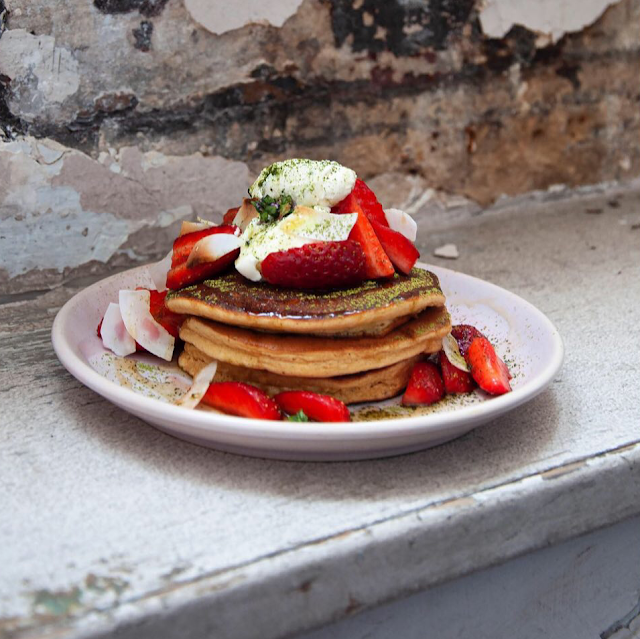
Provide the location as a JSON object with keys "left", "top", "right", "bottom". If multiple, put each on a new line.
{"left": 165, "top": 268, "right": 451, "bottom": 404}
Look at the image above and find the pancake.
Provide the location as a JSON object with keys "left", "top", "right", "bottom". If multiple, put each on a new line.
{"left": 178, "top": 305, "right": 451, "bottom": 378}
{"left": 166, "top": 267, "right": 445, "bottom": 335}
{"left": 179, "top": 343, "right": 423, "bottom": 404}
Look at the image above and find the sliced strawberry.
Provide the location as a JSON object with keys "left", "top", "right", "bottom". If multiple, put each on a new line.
{"left": 202, "top": 382, "right": 281, "bottom": 420}
{"left": 260, "top": 240, "right": 366, "bottom": 289}
{"left": 170, "top": 225, "right": 237, "bottom": 268}
{"left": 332, "top": 179, "right": 388, "bottom": 227}
{"left": 370, "top": 220, "right": 419, "bottom": 275}
{"left": 450, "top": 324, "right": 485, "bottom": 359}
{"left": 165, "top": 248, "right": 239, "bottom": 290}
{"left": 331, "top": 190, "right": 355, "bottom": 215}
{"left": 467, "top": 337, "right": 512, "bottom": 395}
{"left": 439, "top": 351, "right": 476, "bottom": 394}
{"left": 147, "top": 289, "right": 184, "bottom": 339}
{"left": 336, "top": 197, "right": 394, "bottom": 279}
{"left": 223, "top": 207, "right": 239, "bottom": 225}
{"left": 274, "top": 391, "right": 350, "bottom": 422}
{"left": 402, "top": 361, "right": 445, "bottom": 406}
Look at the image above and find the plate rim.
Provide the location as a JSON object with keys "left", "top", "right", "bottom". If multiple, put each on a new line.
{"left": 51, "top": 262, "right": 564, "bottom": 441}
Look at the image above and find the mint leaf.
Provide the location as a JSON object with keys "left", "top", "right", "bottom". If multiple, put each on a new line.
{"left": 251, "top": 193, "right": 294, "bottom": 223}
{"left": 286, "top": 410, "right": 309, "bottom": 422}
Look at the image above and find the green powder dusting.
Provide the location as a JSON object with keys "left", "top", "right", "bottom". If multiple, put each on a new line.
{"left": 167, "top": 268, "right": 444, "bottom": 320}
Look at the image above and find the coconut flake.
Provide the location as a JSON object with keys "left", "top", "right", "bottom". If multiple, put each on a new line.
{"left": 186, "top": 233, "right": 242, "bottom": 268}
{"left": 179, "top": 219, "right": 217, "bottom": 236}
{"left": 119, "top": 289, "right": 175, "bottom": 361}
{"left": 176, "top": 361, "right": 218, "bottom": 408}
{"left": 148, "top": 251, "right": 173, "bottom": 292}
{"left": 442, "top": 333, "right": 470, "bottom": 372}
{"left": 232, "top": 199, "right": 258, "bottom": 232}
{"left": 100, "top": 303, "right": 136, "bottom": 357}
{"left": 384, "top": 208, "right": 417, "bottom": 242}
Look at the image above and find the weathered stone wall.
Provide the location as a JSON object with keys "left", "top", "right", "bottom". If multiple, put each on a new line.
{"left": 1, "top": 0, "right": 639, "bottom": 295}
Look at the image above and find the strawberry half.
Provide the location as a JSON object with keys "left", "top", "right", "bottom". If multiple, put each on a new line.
{"left": 260, "top": 240, "right": 366, "bottom": 289}
{"left": 450, "top": 324, "right": 486, "bottom": 359}
{"left": 170, "top": 225, "right": 238, "bottom": 268}
{"left": 370, "top": 220, "right": 419, "bottom": 275}
{"left": 402, "top": 361, "right": 445, "bottom": 406}
{"left": 466, "top": 337, "right": 512, "bottom": 395}
{"left": 274, "top": 391, "right": 351, "bottom": 422}
{"left": 223, "top": 207, "right": 239, "bottom": 225}
{"left": 202, "top": 382, "right": 281, "bottom": 420}
{"left": 439, "top": 351, "right": 476, "bottom": 394}
{"left": 335, "top": 196, "right": 394, "bottom": 279}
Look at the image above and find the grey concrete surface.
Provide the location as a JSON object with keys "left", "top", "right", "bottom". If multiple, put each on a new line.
{"left": 1, "top": 185, "right": 639, "bottom": 638}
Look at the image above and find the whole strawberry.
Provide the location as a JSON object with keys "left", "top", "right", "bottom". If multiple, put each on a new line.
{"left": 261, "top": 240, "right": 366, "bottom": 289}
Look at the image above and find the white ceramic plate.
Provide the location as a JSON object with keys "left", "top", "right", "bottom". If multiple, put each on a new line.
{"left": 52, "top": 262, "right": 563, "bottom": 461}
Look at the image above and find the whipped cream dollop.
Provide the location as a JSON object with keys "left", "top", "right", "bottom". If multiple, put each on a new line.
{"left": 249, "top": 159, "right": 356, "bottom": 213}
{"left": 235, "top": 207, "right": 358, "bottom": 282}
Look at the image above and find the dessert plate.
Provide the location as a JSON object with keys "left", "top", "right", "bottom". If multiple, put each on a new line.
{"left": 52, "top": 262, "right": 563, "bottom": 461}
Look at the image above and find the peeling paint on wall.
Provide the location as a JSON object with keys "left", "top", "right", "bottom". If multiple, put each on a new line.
{"left": 0, "top": 137, "right": 249, "bottom": 277}
{"left": 184, "top": 0, "right": 305, "bottom": 35}
{"left": 0, "top": 29, "right": 80, "bottom": 117}
{"left": 479, "top": 0, "right": 619, "bottom": 42}
{"left": 0, "top": 0, "right": 638, "bottom": 293}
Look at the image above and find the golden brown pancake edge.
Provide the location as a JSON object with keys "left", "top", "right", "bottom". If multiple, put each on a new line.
{"left": 178, "top": 306, "right": 451, "bottom": 378}
{"left": 166, "top": 267, "right": 445, "bottom": 335}
{"left": 179, "top": 345, "right": 425, "bottom": 405}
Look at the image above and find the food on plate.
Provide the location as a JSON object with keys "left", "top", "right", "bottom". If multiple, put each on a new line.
{"left": 179, "top": 344, "right": 422, "bottom": 405}
{"left": 466, "top": 336, "right": 512, "bottom": 395}
{"left": 97, "top": 158, "right": 511, "bottom": 421}
{"left": 274, "top": 391, "right": 351, "bottom": 423}
{"left": 166, "top": 224, "right": 240, "bottom": 290}
{"left": 200, "top": 382, "right": 282, "bottom": 420}
{"left": 167, "top": 261, "right": 451, "bottom": 405}
{"left": 402, "top": 361, "right": 445, "bottom": 406}
{"left": 97, "top": 288, "right": 183, "bottom": 355}
{"left": 439, "top": 350, "right": 476, "bottom": 394}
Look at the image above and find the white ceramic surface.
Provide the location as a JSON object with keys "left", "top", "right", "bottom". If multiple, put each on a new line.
{"left": 51, "top": 263, "right": 563, "bottom": 461}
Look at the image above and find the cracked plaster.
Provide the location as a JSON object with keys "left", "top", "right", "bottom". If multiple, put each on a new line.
{"left": 184, "top": 0, "right": 305, "bottom": 35}
{"left": 0, "top": 29, "right": 80, "bottom": 118}
{"left": 0, "top": 137, "right": 249, "bottom": 277}
{"left": 479, "top": 0, "right": 619, "bottom": 42}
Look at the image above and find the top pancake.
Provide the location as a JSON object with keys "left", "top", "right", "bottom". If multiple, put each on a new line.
{"left": 165, "top": 267, "right": 445, "bottom": 334}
